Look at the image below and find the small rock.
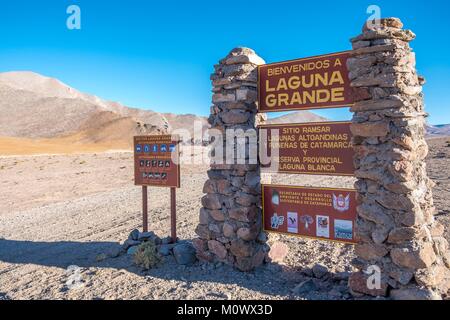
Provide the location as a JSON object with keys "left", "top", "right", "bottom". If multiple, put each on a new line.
{"left": 107, "top": 246, "right": 122, "bottom": 258}
{"left": 312, "top": 263, "right": 329, "bottom": 279}
{"left": 390, "top": 288, "right": 441, "bottom": 300}
{"left": 292, "top": 279, "right": 317, "bottom": 295}
{"left": 268, "top": 241, "right": 289, "bottom": 263}
{"left": 207, "top": 291, "right": 229, "bottom": 299}
{"left": 158, "top": 244, "right": 175, "bottom": 256}
{"left": 138, "top": 231, "right": 161, "bottom": 244}
{"left": 129, "top": 229, "right": 140, "bottom": 241}
{"left": 127, "top": 246, "right": 139, "bottom": 255}
{"left": 137, "top": 231, "right": 154, "bottom": 240}
{"left": 301, "top": 268, "right": 314, "bottom": 277}
{"left": 266, "top": 263, "right": 283, "bottom": 273}
{"left": 122, "top": 239, "right": 141, "bottom": 250}
{"left": 0, "top": 292, "right": 10, "bottom": 300}
{"left": 208, "top": 240, "right": 228, "bottom": 259}
{"left": 256, "top": 232, "right": 268, "bottom": 243}
{"left": 173, "top": 243, "right": 197, "bottom": 266}
{"left": 333, "top": 271, "right": 351, "bottom": 281}
{"left": 328, "top": 288, "right": 342, "bottom": 298}
{"left": 349, "top": 271, "right": 388, "bottom": 297}
{"left": 96, "top": 253, "right": 108, "bottom": 262}
{"left": 161, "top": 236, "right": 173, "bottom": 245}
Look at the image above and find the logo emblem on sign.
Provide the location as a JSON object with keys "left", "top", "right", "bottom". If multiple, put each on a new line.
{"left": 300, "top": 215, "right": 314, "bottom": 230}
{"left": 316, "top": 215, "right": 330, "bottom": 238}
{"left": 332, "top": 194, "right": 350, "bottom": 212}
{"left": 270, "top": 213, "right": 284, "bottom": 229}
{"left": 287, "top": 212, "right": 298, "bottom": 233}
{"left": 136, "top": 144, "right": 142, "bottom": 153}
{"left": 334, "top": 219, "right": 353, "bottom": 240}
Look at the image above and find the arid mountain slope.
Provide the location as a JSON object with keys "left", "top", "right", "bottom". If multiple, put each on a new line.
{"left": 0, "top": 72, "right": 170, "bottom": 143}
{"left": 267, "top": 110, "right": 328, "bottom": 124}
{"left": 427, "top": 124, "right": 450, "bottom": 137}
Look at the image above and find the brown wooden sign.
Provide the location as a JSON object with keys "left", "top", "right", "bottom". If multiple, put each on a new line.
{"left": 259, "top": 121, "right": 354, "bottom": 176}
{"left": 134, "top": 135, "right": 180, "bottom": 188}
{"left": 258, "top": 51, "right": 354, "bottom": 112}
{"left": 262, "top": 185, "right": 357, "bottom": 244}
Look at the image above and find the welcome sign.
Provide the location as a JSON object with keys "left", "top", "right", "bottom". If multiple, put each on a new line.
{"left": 258, "top": 51, "right": 354, "bottom": 112}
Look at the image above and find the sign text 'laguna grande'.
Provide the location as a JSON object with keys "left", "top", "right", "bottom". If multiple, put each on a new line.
{"left": 258, "top": 51, "right": 354, "bottom": 112}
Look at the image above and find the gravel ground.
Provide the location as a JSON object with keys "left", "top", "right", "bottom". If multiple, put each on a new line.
{"left": 0, "top": 139, "right": 448, "bottom": 300}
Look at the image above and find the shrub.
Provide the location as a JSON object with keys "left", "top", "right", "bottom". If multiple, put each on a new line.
{"left": 133, "top": 241, "right": 162, "bottom": 269}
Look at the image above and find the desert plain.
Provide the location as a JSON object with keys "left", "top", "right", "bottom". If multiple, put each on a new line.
{"left": 0, "top": 136, "right": 448, "bottom": 300}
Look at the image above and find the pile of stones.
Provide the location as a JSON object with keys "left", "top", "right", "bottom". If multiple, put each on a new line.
{"left": 293, "top": 264, "right": 353, "bottom": 300}
{"left": 194, "top": 47, "right": 270, "bottom": 271}
{"left": 348, "top": 18, "right": 450, "bottom": 299}
{"left": 118, "top": 229, "right": 197, "bottom": 266}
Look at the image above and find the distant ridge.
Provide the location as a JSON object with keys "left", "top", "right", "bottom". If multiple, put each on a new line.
{"left": 0, "top": 71, "right": 207, "bottom": 147}
{"left": 4, "top": 71, "right": 443, "bottom": 152}
{"left": 426, "top": 124, "right": 450, "bottom": 137}
{"left": 267, "top": 111, "right": 328, "bottom": 124}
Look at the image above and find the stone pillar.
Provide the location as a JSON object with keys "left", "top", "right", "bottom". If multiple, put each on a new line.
{"left": 348, "top": 18, "right": 450, "bottom": 299}
{"left": 194, "top": 48, "right": 268, "bottom": 271}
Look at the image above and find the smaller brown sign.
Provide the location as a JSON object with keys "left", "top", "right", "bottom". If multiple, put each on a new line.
{"left": 134, "top": 135, "right": 180, "bottom": 188}
{"left": 262, "top": 185, "right": 357, "bottom": 244}
{"left": 258, "top": 51, "right": 354, "bottom": 112}
{"left": 259, "top": 121, "right": 354, "bottom": 176}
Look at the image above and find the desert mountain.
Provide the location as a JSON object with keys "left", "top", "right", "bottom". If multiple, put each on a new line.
{"left": 267, "top": 111, "right": 328, "bottom": 124}
{"left": 6, "top": 71, "right": 444, "bottom": 153}
{"left": 0, "top": 72, "right": 208, "bottom": 147}
{"left": 0, "top": 72, "right": 330, "bottom": 151}
{"left": 426, "top": 124, "right": 450, "bottom": 137}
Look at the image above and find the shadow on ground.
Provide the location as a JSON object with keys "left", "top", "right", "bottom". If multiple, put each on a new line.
{"left": 0, "top": 238, "right": 349, "bottom": 299}
{"left": 0, "top": 238, "right": 119, "bottom": 269}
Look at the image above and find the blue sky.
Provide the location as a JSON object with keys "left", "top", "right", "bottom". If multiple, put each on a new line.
{"left": 0, "top": 0, "right": 449, "bottom": 124}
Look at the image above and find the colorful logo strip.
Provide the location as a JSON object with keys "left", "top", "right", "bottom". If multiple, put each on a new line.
{"left": 262, "top": 184, "right": 357, "bottom": 244}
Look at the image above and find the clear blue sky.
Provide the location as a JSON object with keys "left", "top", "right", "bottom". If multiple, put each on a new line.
{"left": 0, "top": 0, "right": 449, "bottom": 124}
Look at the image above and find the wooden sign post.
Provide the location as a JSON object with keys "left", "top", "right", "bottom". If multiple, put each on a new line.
{"left": 170, "top": 187, "right": 177, "bottom": 242}
{"left": 142, "top": 186, "right": 148, "bottom": 232}
{"left": 133, "top": 135, "right": 180, "bottom": 243}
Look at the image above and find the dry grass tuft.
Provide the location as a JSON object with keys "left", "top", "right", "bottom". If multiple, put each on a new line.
{"left": 133, "top": 241, "right": 162, "bottom": 269}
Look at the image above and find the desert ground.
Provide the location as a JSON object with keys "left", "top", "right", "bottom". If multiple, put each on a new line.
{"left": 0, "top": 137, "right": 449, "bottom": 300}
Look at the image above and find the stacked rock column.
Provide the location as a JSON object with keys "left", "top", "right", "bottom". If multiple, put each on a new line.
{"left": 348, "top": 18, "right": 450, "bottom": 299}
{"left": 194, "top": 48, "right": 268, "bottom": 271}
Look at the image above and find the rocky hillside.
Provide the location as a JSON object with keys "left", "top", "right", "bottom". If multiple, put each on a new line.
{"left": 0, "top": 72, "right": 207, "bottom": 146}
{"left": 427, "top": 124, "right": 450, "bottom": 137}
{"left": 267, "top": 110, "right": 328, "bottom": 124}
